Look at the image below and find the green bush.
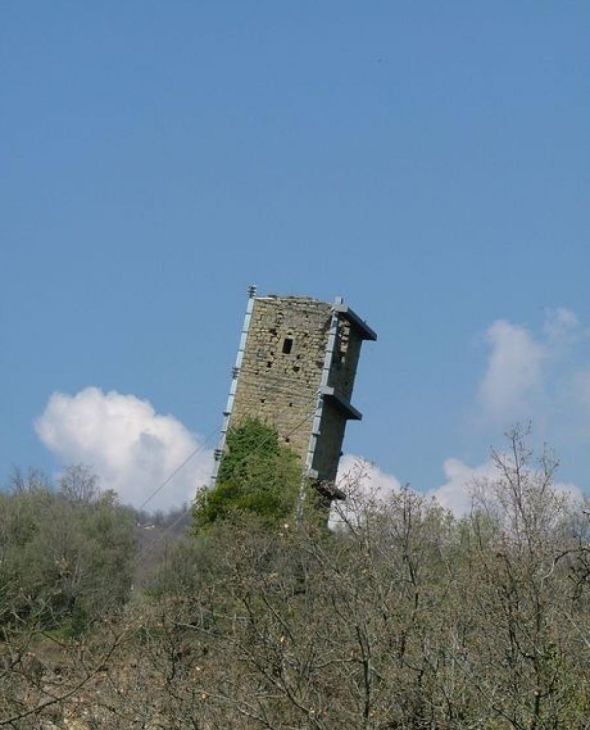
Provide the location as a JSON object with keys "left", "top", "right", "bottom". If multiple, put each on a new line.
{"left": 192, "top": 419, "right": 301, "bottom": 531}
{"left": 0, "top": 466, "right": 136, "bottom": 634}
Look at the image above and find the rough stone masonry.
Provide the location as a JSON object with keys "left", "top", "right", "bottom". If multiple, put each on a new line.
{"left": 212, "top": 288, "right": 377, "bottom": 496}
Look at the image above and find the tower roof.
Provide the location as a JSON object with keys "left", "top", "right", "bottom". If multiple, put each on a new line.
{"left": 333, "top": 302, "right": 377, "bottom": 341}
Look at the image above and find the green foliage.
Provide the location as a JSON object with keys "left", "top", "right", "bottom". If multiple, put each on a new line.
{"left": 192, "top": 418, "right": 301, "bottom": 531}
{"left": 0, "top": 465, "right": 136, "bottom": 634}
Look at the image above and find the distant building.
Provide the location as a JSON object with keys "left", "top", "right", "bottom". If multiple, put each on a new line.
{"left": 212, "top": 287, "right": 376, "bottom": 502}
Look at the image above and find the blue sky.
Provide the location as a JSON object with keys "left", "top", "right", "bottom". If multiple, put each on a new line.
{"left": 2, "top": 2, "right": 589, "bottom": 509}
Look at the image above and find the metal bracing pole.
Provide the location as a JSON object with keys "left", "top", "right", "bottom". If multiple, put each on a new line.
{"left": 296, "top": 297, "right": 342, "bottom": 524}
{"left": 210, "top": 284, "right": 257, "bottom": 486}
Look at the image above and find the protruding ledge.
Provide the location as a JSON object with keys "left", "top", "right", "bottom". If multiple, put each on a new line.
{"left": 320, "top": 386, "right": 362, "bottom": 420}
{"left": 333, "top": 302, "right": 377, "bottom": 341}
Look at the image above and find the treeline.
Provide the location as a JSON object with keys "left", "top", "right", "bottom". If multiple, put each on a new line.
{"left": 3, "top": 429, "right": 590, "bottom": 728}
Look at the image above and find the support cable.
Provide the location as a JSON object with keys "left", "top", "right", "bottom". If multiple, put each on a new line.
{"left": 134, "top": 392, "right": 321, "bottom": 570}
{"left": 136, "top": 426, "right": 219, "bottom": 514}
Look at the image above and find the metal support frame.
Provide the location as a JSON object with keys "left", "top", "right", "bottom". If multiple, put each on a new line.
{"left": 332, "top": 301, "right": 377, "bottom": 341}
{"left": 296, "top": 296, "right": 342, "bottom": 523}
{"left": 210, "top": 284, "right": 257, "bottom": 486}
{"left": 320, "top": 385, "right": 362, "bottom": 421}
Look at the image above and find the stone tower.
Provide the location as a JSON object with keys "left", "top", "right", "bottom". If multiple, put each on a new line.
{"left": 212, "top": 287, "right": 376, "bottom": 496}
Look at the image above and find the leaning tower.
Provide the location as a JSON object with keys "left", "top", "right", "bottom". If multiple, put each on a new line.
{"left": 212, "top": 287, "right": 376, "bottom": 496}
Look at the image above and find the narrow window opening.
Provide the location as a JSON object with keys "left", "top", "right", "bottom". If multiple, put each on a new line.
{"left": 282, "top": 337, "right": 293, "bottom": 354}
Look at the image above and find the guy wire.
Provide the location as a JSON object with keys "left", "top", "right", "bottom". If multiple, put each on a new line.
{"left": 134, "top": 392, "right": 321, "bottom": 570}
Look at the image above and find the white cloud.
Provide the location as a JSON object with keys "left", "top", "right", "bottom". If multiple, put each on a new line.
{"left": 544, "top": 307, "right": 580, "bottom": 344}
{"left": 432, "top": 455, "right": 583, "bottom": 521}
{"left": 477, "top": 308, "right": 588, "bottom": 427}
{"left": 334, "top": 309, "right": 588, "bottom": 523}
{"left": 427, "top": 457, "right": 496, "bottom": 516}
{"left": 337, "top": 453, "right": 402, "bottom": 500}
{"left": 335, "top": 454, "right": 492, "bottom": 518}
{"left": 35, "top": 387, "right": 213, "bottom": 511}
{"left": 336, "top": 453, "right": 583, "bottom": 520}
{"left": 331, "top": 455, "right": 402, "bottom": 528}
{"left": 479, "top": 320, "right": 546, "bottom": 422}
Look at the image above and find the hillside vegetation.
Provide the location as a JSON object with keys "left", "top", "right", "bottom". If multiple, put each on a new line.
{"left": 2, "top": 427, "right": 590, "bottom": 728}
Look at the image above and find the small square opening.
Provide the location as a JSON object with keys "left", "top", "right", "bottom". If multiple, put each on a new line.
{"left": 282, "top": 337, "right": 293, "bottom": 354}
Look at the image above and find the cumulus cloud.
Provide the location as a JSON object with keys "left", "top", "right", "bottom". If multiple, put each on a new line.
{"left": 35, "top": 387, "right": 213, "bottom": 511}
{"left": 544, "top": 307, "right": 580, "bottom": 344}
{"left": 477, "top": 308, "right": 588, "bottom": 426}
{"left": 337, "top": 454, "right": 402, "bottom": 500}
{"left": 479, "top": 320, "right": 546, "bottom": 422}
{"left": 330, "top": 454, "right": 402, "bottom": 528}
{"left": 335, "top": 308, "right": 588, "bottom": 522}
{"left": 433, "top": 456, "right": 582, "bottom": 519}
{"left": 336, "top": 453, "right": 583, "bottom": 520}
{"left": 426, "top": 457, "right": 496, "bottom": 515}
{"left": 335, "top": 454, "right": 491, "bottom": 518}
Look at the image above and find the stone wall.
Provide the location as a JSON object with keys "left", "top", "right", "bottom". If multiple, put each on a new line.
{"left": 230, "top": 296, "right": 332, "bottom": 463}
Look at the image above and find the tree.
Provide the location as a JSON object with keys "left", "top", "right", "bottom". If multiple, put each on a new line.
{"left": 0, "top": 466, "right": 136, "bottom": 634}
